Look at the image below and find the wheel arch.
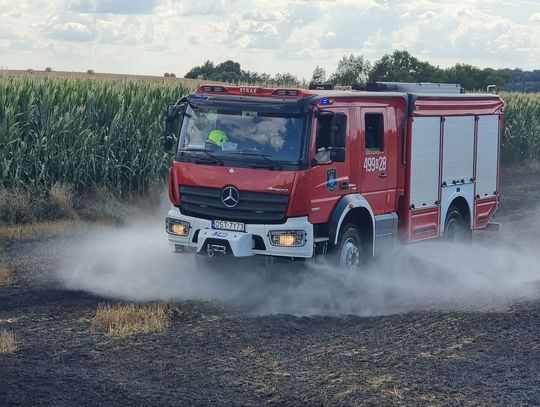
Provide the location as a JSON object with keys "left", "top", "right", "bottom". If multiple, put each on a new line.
{"left": 329, "top": 194, "right": 375, "bottom": 256}
{"left": 443, "top": 195, "right": 472, "bottom": 231}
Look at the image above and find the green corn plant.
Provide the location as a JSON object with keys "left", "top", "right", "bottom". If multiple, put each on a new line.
{"left": 0, "top": 74, "right": 194, "bottom": 196}
{"left": 501, "top": 91, "right": 540, "bottom": 164}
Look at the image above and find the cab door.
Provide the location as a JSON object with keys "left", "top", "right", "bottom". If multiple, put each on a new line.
{"left": 358, "top": 107, "right": 397, "bottom": 215}
{"left": 308, "top": 107, "right": 352, "bottom": 224}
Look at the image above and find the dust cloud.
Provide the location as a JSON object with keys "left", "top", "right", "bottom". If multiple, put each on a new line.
{"left": 55, "top": 211, "right": 540, "bottom": 317}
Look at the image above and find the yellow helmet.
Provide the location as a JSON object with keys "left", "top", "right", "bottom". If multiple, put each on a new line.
{"left": 207, "top": 130, "right": 228, "bottom": 147}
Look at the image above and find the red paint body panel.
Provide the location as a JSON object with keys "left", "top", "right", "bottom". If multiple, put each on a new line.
{"left": 413, "top": 97, "right": 504, "bottom": 116}
{"left": 359, "top": 106, "right": 391, "bottom": 215}
{"left": 288, "top": 170, "right": 311, "bottom": 217}
{"left": 343, "top": 99, "right": 407, "bottom": 217}
{"left": 409, "top": 207, "right": 440, "bottom": 241}
{"left": 171, "top": 161, "right": 297, "bottom": 193}
{"left": 195, "top": 84, "right": 314, "bottom": 99}
{"left": 168, "top": 167, "right": 180, "bottom": 206}
{"left": 170, "top": 161, "right": 307, "bottom": 217}
{"left": 474, "top": 197, "right": 499, "bottom": 228}
{"left": 401, "top": 118, "right": 415, "bottom": 242}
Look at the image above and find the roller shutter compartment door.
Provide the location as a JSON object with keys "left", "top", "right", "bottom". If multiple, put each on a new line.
{"left": 410, "top": 117, "right": 441, "bottom": 209}
{"left": 442, "top": 116, "right": 475, "bottom": 185}
{"left": 476, "top": 115, "right": 500, "bottom": 197}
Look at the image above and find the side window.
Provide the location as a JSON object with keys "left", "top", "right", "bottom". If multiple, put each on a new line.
{"left": 314, "top": 113, "right": 333, "bottom": 163}
{"left": 315, "top": 113, "right": 333, "bottom": 150}
{"left": 365, "top": 113, "right": 384, "bottom": 152}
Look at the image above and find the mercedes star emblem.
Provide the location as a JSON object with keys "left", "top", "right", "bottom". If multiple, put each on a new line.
{"left": 221, "top": 186, "right": 240, "bottom": 208}
{"left": 229, "top": 168, "right": 235, "bottom": 174}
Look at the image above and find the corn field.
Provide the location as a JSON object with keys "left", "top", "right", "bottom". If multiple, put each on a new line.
{"left": 500, "top": 92, "right": 540, "bottom": 163}
{"left": 0, "top": 75, "right": 193, "bottom": 196}
{"left": 0, "top": 75, "right": 539, "bottom": 197}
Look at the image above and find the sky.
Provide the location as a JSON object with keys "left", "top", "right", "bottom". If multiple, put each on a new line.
{"left": 1, "top": 0, "right": 540, "bottom": 79}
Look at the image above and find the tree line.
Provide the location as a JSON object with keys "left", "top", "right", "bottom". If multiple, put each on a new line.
{"left": 185, "top": 50, "right": 540, "bottom": 92}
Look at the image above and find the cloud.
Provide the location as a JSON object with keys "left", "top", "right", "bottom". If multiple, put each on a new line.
{"left": 71, "top": 0, "right": 159, "bottom": 14}
{"left": 47, "top": 22, "right": 97, "bottom": 42}
{"left": 171, "top": 0, "right": 235, "bottom": 16}
{"left": 2, "top": 0, "right": 540, "bottom": 78}
{"left": 9, "top": 39, "right": 33, "bottom": 50}
{"left": 189, "top": 34, "right": 202, "bottom": 45}
{"left": 0, "top": 26, "right": 21, "bottom": 40}
{"left": 243, "top": 8, "right": 287, "bottom": 22}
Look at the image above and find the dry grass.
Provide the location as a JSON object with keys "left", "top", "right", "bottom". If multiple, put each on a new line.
{"left": 0, "top": 260, "right": 13, "bottom": 287}
{"left": 241, "top": 346, "right": 257, "bottom": 358}
{"left": 0, "top": 185, "right": 76, "bottom": 226}
{"left": 417, "top": 336, "right": 476, "bottom": 360}
{"left": 0, "top": 220, "right": 82, "bottom": 243}
{"left": 0, "top": 330, "right": 18, "bottom": 353}
{"left": 49, "top": 184, "right": 77, "bottom": 219}
{"left": 0, "top": 188, "right": 36, "bottom": 225}
{"left": 90, "top": 303, "right": 172, "bottom": 338}
{"left": 388, "top": 386, "right": 405, "bottom": 399}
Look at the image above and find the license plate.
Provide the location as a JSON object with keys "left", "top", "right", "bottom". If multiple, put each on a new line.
{"left": 212, "top": 220, "right": 245, "bottom": 232}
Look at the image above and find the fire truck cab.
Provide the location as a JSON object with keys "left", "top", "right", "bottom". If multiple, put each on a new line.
{"left": 164, "top": 82, "right": 504, "bottom": 270}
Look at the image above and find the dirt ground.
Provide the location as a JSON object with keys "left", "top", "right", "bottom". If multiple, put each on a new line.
{"left": 1, "top": 168, "right": 539, "bottom": 407}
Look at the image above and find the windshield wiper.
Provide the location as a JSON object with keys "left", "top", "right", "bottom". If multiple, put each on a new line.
{"left": 179, "top": 149, "right": 224, "bottom": 166}
{"left": 229, "top": 151, "right": 284, "bottom": 170}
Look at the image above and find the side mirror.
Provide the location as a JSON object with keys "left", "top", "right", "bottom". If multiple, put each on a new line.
{"left": 164, "top": 102, "right": 185, "bottom": 136}
{"left": 164, "top": 135, "right": 176, "bottom": 154}
{"left": 164, "top": 117, "right": 175, "bottom": 139}
{"left": 163, "top": 101, "right": 186, "bottom": 154}
{"left": 330, "top": 148, "right": 346, "bottom": 162}
{"left": 167, "top": 103, "right": 178, "bottom": 117}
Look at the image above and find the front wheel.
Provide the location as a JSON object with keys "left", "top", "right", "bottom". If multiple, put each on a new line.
{"left": 335, "top": 224, "right": 364, "bottom": 272}
{"left": 443, "top": 206, "right": 472, "bottom": 242}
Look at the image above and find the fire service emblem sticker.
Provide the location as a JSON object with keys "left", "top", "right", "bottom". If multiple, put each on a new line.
{"left": 326, "top": 168, "right": 337, "bottom": 192}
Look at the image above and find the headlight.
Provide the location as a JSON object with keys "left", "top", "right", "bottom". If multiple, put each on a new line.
{"left": 268, "top": 230, "right": 306, "bottom": 247}
{"left": 166, "top": 218, "right": 190, "bottom": 236}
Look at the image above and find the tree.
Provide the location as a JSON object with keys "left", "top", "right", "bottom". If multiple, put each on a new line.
{"left": 185, "top": 60, "right": 215, "bottom": 79}
{"left": 369, "top": 50, "right": 443, "bottom": 83}
{"left": 311, "top": 65, "right": 326, "bottom": 83}
{"left": 329, "top": 55, "right": 370, "bottom": 86}
{"left": 215, "top": 60, "right": 242, "bottom": 76}
{"left": 443, "top": 64, "right": 484, "bottom": 90}
{"left": 208, "top": 60, "right": 243, "bottom": 82}
{"left": 271, "top": 72, "right": 300, "bottom": 87}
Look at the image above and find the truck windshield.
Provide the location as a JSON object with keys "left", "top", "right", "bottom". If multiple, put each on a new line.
{"left": 177, "top": 104, "right": 306, "bottom": 168}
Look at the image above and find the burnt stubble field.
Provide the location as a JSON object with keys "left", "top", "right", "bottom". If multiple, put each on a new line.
{"left": 1, "top": 168, "right": 539, "bottom": 407}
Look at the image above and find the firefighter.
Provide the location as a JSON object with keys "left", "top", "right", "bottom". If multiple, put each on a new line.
{"left": 205, "top": 129, "right": 228, "bottom": 150}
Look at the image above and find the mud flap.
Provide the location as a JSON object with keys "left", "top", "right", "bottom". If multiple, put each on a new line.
{"left": 196, "top": 229, "right": 254, "bottom": 257}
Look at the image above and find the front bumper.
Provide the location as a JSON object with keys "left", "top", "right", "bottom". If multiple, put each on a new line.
{"left": 166, "top": 207, "right": 314, "bottom": 258}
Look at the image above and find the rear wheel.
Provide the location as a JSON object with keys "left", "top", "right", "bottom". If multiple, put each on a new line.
{"left": 443, "top": 206, "right": 472, "bottom": 242}
{"left": 335, "top": 224, "right": 364, "bottom": 272}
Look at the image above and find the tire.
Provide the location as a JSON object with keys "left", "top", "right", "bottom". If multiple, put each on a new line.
{"left": 443, "top": 206, "right": 472, "bottom": 242}
{"left": 335, "top": 224, "right": 364, "bottom": 272}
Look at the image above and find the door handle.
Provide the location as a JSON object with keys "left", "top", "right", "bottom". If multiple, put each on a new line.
{"left": 379, "top": 172, "right": 387, "bottom": 179}
{"left": 340, "top": 180, "right": 350, "bottom": 190}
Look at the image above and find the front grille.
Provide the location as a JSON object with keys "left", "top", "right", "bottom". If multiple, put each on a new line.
{"left": 179, "top": 185, "right": 289, "bottom": 224}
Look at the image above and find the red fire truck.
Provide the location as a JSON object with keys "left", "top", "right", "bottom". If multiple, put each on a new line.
{"left": 164, "top": 82, "right": 504, "bottom": 270}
